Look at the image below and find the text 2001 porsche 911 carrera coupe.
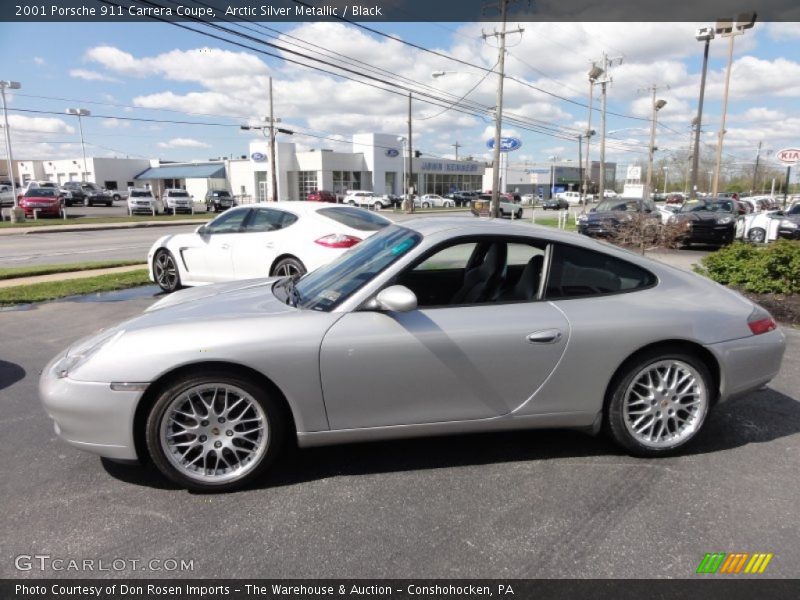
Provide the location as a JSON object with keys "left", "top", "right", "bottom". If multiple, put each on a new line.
{"left": 41, "top": 218, "right": 785, "bottom": 491}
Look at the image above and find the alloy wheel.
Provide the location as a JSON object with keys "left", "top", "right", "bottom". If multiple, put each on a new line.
{"left": 153, "top": 251, "right": 179, "bottom": 292}
{"left": 159, "top": 383, "right": 269, "bottom": 484}
{"left": 621, "top": 359, "right": 708, "bottom": 449}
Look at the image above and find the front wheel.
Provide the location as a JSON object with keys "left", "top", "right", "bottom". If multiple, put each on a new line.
{"left": 145, "top": 372, "right": 286, "bottom": 492}
{"left": 516, "top": 209, "right": 523, "bottom": 219}
{"left": 748, "top": 227, "right": 766, "bottom": 244}
{"left": 83, "top": 197, "right": 90, "bottom": 207}
{"left": 271, "top": 256, "right": 306, "bottom": 278}
{"left": 422, "top": 202, "right": 431, "bottom": 208}
{"left": 153, "top": 249, "right": 182, "bottom": 293}
{"left": 605, "top": 349, "right": 712, "bottom": 457}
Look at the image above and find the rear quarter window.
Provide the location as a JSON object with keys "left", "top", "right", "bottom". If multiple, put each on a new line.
{"left": 317, "top": 207, "right": 391, "bottom": 231}
{"left": 546, "top": 244, "right": 657, "bottom": 299}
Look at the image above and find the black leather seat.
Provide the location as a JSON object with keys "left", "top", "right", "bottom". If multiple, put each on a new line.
{"left": 450, "top": 242, "right": 507, "bottom": 304}
{"left": 496, "top": 255, "right": 544, "bottom": 302}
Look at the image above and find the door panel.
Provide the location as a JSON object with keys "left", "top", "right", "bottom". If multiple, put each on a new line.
{"left": 203, "top": 233, "right": 236, "bottom": 282}
{"left": 319, "top": 302, "right": 570, "bottom": 430}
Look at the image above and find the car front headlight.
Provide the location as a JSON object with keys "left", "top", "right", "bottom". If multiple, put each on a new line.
{"left": 53, "top": 329, "right": 124, "bottom": 378}
{"left": 716, "top": 216, "right": 733, "bottom": 225}
{"left": 780, "top": 219, "right": 798, "bottom": 229}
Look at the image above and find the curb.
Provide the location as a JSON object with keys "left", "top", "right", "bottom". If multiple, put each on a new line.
{"left": 0, "top": 264, "right": 148, "bottom": 289}
{"left": 0, "top": 219, "right": 206, "bottom": 236}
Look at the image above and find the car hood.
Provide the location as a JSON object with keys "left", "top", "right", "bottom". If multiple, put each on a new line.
{"left": 585, "top": 210, "right": 631, "bottom": 223}
{"left": 672, "top": 211, "right": 733, "bottom": 222}
{"left": 144, "top": 277, "right": 284, "bottom": 317}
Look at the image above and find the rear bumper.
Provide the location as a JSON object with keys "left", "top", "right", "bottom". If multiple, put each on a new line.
{"left": 708, "top": 328, "right": 786, "bottom": 403}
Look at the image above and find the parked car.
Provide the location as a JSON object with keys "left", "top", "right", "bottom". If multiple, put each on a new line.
{"left": 521, "top": 193, "right": 539, "bottom": 206}
{"left": 205, "top": 189, "right": 235, "bottom": 213}
{"left": 664, "top": 193, "right": 685, "bottom": 205}
{"left": 127, "top": 188, "right": 165, "bottom": 215}
{"left": 738, "top": 203, "right": 800, "bottom": 243}
{"left": 61, "top": 182, "right": 112, "bottom": 207}
{"left": 42, "top": 217, "right": 786, "bottom": 491}
{"left": 475, "top": 194, "right": 523, "bottom": 218}
{"left": 22, "top": 180, "right": 57, "bottom": 193}
{"left": 0, "top": 184, "right": 14, "bottom": 207}
{"left": 147, "top": 202, "right": 392, "bottom": 292}
{"left": 306, "top": 190, "right": 337, "bottom": 203}
{"left": 418, "top": 194, "right": 454, "bottom": 208}
{"left": 669, "top": 198, "right": 741, "bottom": 246}
{"left": 18, "top": 187, "right": 63, "bottom": 218}
{"left": 577, "top": 198, "right": 661, "bottom": 238}
{"left": 163, "top": 189, "right": 194, "bottom": 213}
{"left": 602, "top": 189, "right": 618, "bottom": 199}
{"left": 344, "top": 191, "right": 392, "bottom": 210}
{"left": 108, "top": 189, "right": 128, "bottom": 202}
{"left": 542, "top": 197, "right": 569, "bottom": 210}
{"left": 556, "top": 191, "right": 583, "bottom": 205}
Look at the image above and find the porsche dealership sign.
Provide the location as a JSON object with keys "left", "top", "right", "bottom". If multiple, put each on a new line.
{"left": 776, "top": 148, "right": 800, "bottom": 165}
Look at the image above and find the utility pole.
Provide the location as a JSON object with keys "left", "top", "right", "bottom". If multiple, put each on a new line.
{"left": 407, "top": 92, "right": 414, "bottom": 213}
{"left": 483, "top": 0, "right": 523, "bottom": 219}
{"left": 0, "top": 80, "right": 21, "bottom": 219}
{"left": 596, "top": 53, "right": 623, "bottom": 202}
{"left": 452, "top": 141, "right": 462, "bottom": 160}
{"left": 752, "top": 140, "right": 762, "bottom": 193}
{"left": 690, "top": 27, "right": 714, "bottom": 200}
{"left": 711, "top": 13, "right": 757, "bottom": 198}
{"left": 642, "top": 84, "right": 668, "bottom": 201}
{"left": 268, "top": 77, "right": 278, "bottom": 202}
{"left": 577, "top": 134, "right": 583, "bottom": 202}
{"left": 584, "top": 64, "right": 602, "bottom": 205}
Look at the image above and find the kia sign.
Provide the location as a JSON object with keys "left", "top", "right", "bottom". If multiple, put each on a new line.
{"left": 486, "top": 137, "right": 522, "bottom": 152}
{"left": 776, "top": 148, "right": 800, "bottom": 165}
{"left": 250, "top": 152, "right": 266, "bottom": 162}
{"left": 385, "top": 148, "right": 400, "bottom": 158}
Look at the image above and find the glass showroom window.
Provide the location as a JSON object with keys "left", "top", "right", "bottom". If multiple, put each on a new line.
{"left": 296, "top": 171, "right": 318, "bottom": 201}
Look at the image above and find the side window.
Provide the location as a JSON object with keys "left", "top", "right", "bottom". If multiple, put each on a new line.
{"left": 206, "top": 208, "right": 250, "bottom": 234}
{"left": 396, "top": 238, "right": 545, "bottom": 308}
{"left": 246, "top": 208, "right": 298, "bottom": 232}
{"left": 545, "top": 244, "right": 656, "bottom": 299}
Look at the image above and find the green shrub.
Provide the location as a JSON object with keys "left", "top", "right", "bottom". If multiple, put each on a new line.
{"left": 694, "top": 240, "right": 800, "bottom": 295}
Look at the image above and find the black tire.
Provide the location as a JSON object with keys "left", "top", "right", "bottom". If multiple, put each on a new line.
{"left": 113, "top": 194, "right": 121, "bottom": 202}
{"left": 153, "top": 249, "right": 182, "bottom": 293}
{"left": 271, "top": 256, "right": 306, "bottom": 278}
{"left": 605, "top": 347, "right": 713, "bottom": 457}
{"left": 83, "top": 197, "right": 90, "bottom": 207}
{"left": 145, "top": 371, "right": 286, "bottom": 492}
{"left": 516, "top": 209, "right": 523, "bottom": 219}
{"left": 422, "top": 202, "right": 431, "bottom": 208}
{"left": 748, "top": 227, "right": 766, "bottom": 243}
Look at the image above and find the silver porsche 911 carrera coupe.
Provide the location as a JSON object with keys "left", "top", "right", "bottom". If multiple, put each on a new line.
{"left": 40, "top": 218, "right": 786, "bottom": 491}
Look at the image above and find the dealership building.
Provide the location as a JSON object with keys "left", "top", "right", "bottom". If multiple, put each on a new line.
{"left": 484, "top": 160, "right": 618, "bottom": 197}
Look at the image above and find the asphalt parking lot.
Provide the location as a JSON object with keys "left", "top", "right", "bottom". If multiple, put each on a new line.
{"left": 1, "top": 289, "right": 798, "bottom": 579}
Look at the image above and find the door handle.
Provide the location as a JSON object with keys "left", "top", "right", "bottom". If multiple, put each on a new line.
{"left": 526, "top": 329, "right": 562, "bottom": 344}
{"left": 265, "top": 242, "right": 274, "bottom": 248}
{"left": 220, "top": 243, "right": 230, "bottom": 250}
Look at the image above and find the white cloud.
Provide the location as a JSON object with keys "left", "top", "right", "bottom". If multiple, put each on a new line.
{"left": 33, "top": 57, "right": 45, "bottom": 66}
{"left": 69, "top": 69, "right": 121, "bottom": 83}
{"left": 766, "top": 22, "right": 800, "bottom": 41}
{"left": 157, "top": 138, "right": 211, "bottom": 149}
{"left": 7, "top": 115, "right": 74, "bottom": 134}
{"left": 101, "top": 118, "right": 130, "bottom": 129}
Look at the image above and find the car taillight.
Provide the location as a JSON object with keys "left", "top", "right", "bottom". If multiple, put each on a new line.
{"left": 315, "top": 234, "right": 362, "bottom": 248}
{"left": 747, "top": 306, "right": 777, "bottom": 335}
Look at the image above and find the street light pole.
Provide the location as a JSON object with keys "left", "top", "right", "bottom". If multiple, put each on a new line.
{"left": 645, "top": 91, "right": 667, "bottom": 200}
{"left": 711, "top": 13, "right": 757, "bottom": 198}
{"left": 268, "top": 76, "right": 278, "bottom": 202}
{"left": 0, "top": 80, "right": 21, "bottom": 217}
{"left": 584, "top": 65, "right": 602, "bottom": 203}
{"left": 690, "top": 27, "right": 714, "bottom": 200}
{"left": 66, "top": 108, "right": 91, "bottom": 180}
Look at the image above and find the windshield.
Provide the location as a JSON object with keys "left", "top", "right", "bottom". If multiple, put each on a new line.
{"left": 169, "top": 191, "right": 189, "bottom": 197}
{"left": 789, "top": 204, "right": 800, "bottom": 216}
{"left": 131, "top": 191, "right": 152, "bottom": 198}
{"left": 680, "top": 199, "right": 734, "bottom": 213}
{"left": 291, "top": 225, "right": 422, "bottom": 312}
{"left": 595, "top": 199, "right": 638, "bottom": 212}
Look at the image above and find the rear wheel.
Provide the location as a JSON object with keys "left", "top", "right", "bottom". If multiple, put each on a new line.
{"left": 145, "top": 372, "right": 285, "bottom": 492}
{"left": 83, "top": 197, "right": 90, "bottom": 207}
{"left": 153, "top": 249, "right": 182, "bottom": 293}
{"left": 422, "top": 201, "right": 431, "bottom": 208}
{"left": 606, "top": 349, "right": 712, "bottom": 457}
{"left": 271, "top": 256, "right": 306, "bottom": 278}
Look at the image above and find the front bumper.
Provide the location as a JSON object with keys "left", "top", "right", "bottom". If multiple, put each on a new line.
{"left": 708, "top": 328, "right": 786, "bottom": 403}
{"left": 777, "top": 227, "right": 800, "bottom": 240}
{"left": 39, "top": 355, "right": 143, "bottom": 461}
{"left": 686, "top": 222, "right": 735, "bottom": 243}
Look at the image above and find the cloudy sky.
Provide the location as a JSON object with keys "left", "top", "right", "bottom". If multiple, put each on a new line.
{"left": 1, "top": 19, "right": 799, "bottom": 179}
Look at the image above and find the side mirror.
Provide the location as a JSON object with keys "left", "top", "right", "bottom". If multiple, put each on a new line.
{"left": 374, "top": 285, "right": 417, "bottom": 313}
{"left": 195, "top": 225, "right": 207, "bottom": 235}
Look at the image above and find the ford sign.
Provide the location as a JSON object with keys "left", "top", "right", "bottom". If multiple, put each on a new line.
{"left": 385, "top": 148, "right": 400, "bottom": 158}
{"left": 251, "top": 152, "right": 266, "bottom": 161}
{"left": 486, "top": 137, "right": 522, "bottom": 152}
{"left": 776, "top": 148, "right": 800, "bottom": 165}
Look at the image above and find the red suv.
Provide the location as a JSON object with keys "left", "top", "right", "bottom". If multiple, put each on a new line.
{"left": 307, "top": 190, "right": 337, "bottom": 203}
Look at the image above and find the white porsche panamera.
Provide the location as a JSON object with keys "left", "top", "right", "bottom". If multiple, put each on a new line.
{"left": 147, "top": 202, "right": 391, "bottom": 292}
